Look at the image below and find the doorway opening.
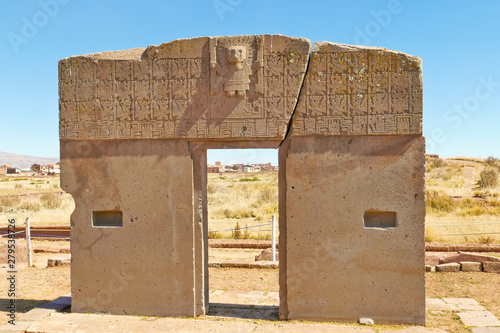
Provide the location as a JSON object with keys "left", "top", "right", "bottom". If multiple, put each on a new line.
{"left": 205, "top": 148, "right": 280, "bottom": 320}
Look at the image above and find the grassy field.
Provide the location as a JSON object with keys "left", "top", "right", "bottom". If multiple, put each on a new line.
{"left": 207, "top": 171, "right": 278, "bottom": 239}
{"left": 0, "top": 177, "right": 74, "bottom": 226}
{"left": 1, "top": 156, "right": 499, "bottom": 243}
{"left": 425, "top": 157, "right": 500, "bottom": 243}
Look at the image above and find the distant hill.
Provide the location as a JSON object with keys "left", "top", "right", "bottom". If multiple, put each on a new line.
{"left": 0, "top": 151, "right": 59, "bottom": 169}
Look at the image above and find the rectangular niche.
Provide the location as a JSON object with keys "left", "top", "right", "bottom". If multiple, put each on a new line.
{"left": 92, "top": 210, "right": 123, "bottom": 227}
{"left": 364, "top": 210, "right": 396, "bottom": 228}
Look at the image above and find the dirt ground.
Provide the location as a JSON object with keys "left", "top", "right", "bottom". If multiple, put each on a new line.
{"left": 0, "top": 265, "right": 70, "bottom": 326}
{"left": 209, "top": 248, "right": 263, "bottom": 262}
{"left": 1, "top": 243, "right": 500, "bottom": 331}
{"left": 425, "top": 272, "right": 500, "bottom": 332}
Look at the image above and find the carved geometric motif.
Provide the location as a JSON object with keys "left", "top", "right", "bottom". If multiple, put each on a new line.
{"left": 292, "top": 42, "right": 423, "bottom": 136}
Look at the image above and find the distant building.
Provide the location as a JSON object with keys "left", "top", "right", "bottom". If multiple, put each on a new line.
{"left": 6, "top": 168, "right": 20, "bottom": 174}
{"left": 48, "top": 168, "right": 61, "bottom": 175}
{"left": 207, "top": 162, "right": 277, "bottom": 172}
{"left": 46, "top": 163, "right": 60, "bottom": 170}
{"left": 31, "top": 164, "right": 42, "bottom": 172}
{"left": 242, "top": 165, "right": 254, "bottom": 172}
{"left": 207, "top": 166, "right": 219, "bottom": 173}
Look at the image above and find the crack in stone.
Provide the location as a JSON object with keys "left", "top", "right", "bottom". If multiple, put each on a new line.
{"left": 279, "top": 46, "right": 312, "bottom": 147}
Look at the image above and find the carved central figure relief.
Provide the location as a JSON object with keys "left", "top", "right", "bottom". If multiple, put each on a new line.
{"left": 210, "top": 37, "right": 264, "bottom": 98}
{"left": 223, "top": 45, "right": 249, "bottom": 97}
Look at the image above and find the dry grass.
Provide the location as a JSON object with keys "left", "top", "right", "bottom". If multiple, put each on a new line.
{"left": 0, "top": 177, "right": 61, "bottom": 196}
{"left": 0, "top": 177, "right": 73, "bottom": 226}
{"left": 425, "top": 160, "right": 468, "bottom": 194}
{"left": 208, "top": 172, "right": 278, "bottom": 238}
{"left": 425, "top": 157, "right": 500, "bottom": 243}
{"left": 478, "top": 168, "right": 499, "bottom": 188}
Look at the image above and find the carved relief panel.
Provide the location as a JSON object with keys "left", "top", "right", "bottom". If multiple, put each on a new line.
{"left": 292, "top": 42, "right": 422, "bottom": 136}
{"left": 59, "top": 37, "right": 422, "bottom": 140}
{"left": 59, "top": 35, "right": 310, "bottom": 140}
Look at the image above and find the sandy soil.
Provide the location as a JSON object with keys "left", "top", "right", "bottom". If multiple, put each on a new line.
{"left": 209, "top": 248, "right": 263, "bottom": 262}
{"left": 0, "top": 265, "right": 70, "bottom": 326}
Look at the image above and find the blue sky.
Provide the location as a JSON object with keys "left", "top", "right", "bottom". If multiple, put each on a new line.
{"left": 1, "top": 1, "right": 499, "bottom": 166}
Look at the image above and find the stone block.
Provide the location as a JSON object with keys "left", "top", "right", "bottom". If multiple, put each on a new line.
{"left": 458, "top": 310, "right": 500, "bottom": 327}
{"left": 359, "top": 318, "right": 374, "bottom": 325}
{"left": 435, "top": 263, "right": 460, "bottom": 272}
{"left": 62, "top": 140, "right": 197, "bottom": 317}
{"left": 443, "top": 298, "right": 485, "bottom": 311}
{"left": 282, "top": 135, "right": 425, "bottom": 325}
{"left": 471, "top": 328, "right": 500, "bottom": 333}
{"left": 461, "top": 262, "right": 482, "bottom": 272}
{"left": 482, "top": 262, "right": 500, "bottom": 273}
{"left": 255, "top": 248, "right": 279, "bottom": 261}
{"left": 426, "top": 298, "right": 459, "bottom": 312}
{"left": 293, "top": 41, "right": 422, "bottom": 136}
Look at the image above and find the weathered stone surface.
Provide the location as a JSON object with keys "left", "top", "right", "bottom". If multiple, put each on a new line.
{"left": 439, "top": 252, "right": 500, "bottom": 264}
{"left": 426, "top": 265, "right": 432, "bottom": 272}
{"left": 59, "top": 35, "right": 425, "bottom": 324}
{"left": 426, "top": 298, "right": 459, "bottom": 312}
{"left": 443, "top": 298, "right": 486, "bottom": 311}
{"left": 61, "top": 140, "right": 197, "bottom": 317}
{"left": 458, "top": 310, "right": 500, "bottom": 327}
{"left": 359, "top": 317, "right": 375, "bottom": 325}
{"left": 292, "top": 41, "right": 422, "bottom": 136}
{"left": 281, "top": 135, "right": 425, "bottom": 324}
{"left": 471, "top": 328, "right": 500, "bottom": 333}
{"left": 255, "top": 248, "right": 279, "bottom": 261}
{"left": 482, "top": 262, "right": 500, "bottom": 273}
{"left": 59, "top": 35, "right": 310, "bottom": 141}
{"left": 461, "top": 262, "right": 483, "bottom": 272}
{"left": 435, "top": 263, "right": 460, "bottom": 272}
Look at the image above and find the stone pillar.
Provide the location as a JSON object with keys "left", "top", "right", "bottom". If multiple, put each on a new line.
{"left": 61, "top": 139, "right": 197, "bottom": 316}
{"left": 280, "top": 41, "right": 425, "bottom": 325}
{"left": 282, "top": 135, "right": 425, "bottom": 324}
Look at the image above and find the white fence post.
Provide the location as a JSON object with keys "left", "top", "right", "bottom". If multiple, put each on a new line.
{"left": 271, "top": 215, "right": 276, "bottom": 261}
{"left": 25, "top": 217, "right": 33, "bottom": 267}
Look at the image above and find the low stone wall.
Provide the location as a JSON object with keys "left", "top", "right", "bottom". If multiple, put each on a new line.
{"left": 428, "top": 261, "right": 500, "bottom": 273}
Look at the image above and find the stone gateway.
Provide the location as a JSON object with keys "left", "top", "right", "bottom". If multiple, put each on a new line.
{"left": 59, "top": 35, "right": 425, "bottom": 325}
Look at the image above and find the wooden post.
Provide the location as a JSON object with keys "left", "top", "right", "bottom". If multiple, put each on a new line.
{"left": 271, "top": 215, "right": 276, "bottom": 261}
{"left": 25, "top": 217, "right": 33, "bottom": 267}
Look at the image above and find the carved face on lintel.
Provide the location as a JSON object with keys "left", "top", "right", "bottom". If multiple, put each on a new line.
{"left": 226, "top": 46, "right": 246, "bottom": 64}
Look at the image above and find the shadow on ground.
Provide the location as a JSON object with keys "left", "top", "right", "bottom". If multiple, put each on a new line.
{"left": 207, "top": 303, "right": 279, "bottom": 320}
